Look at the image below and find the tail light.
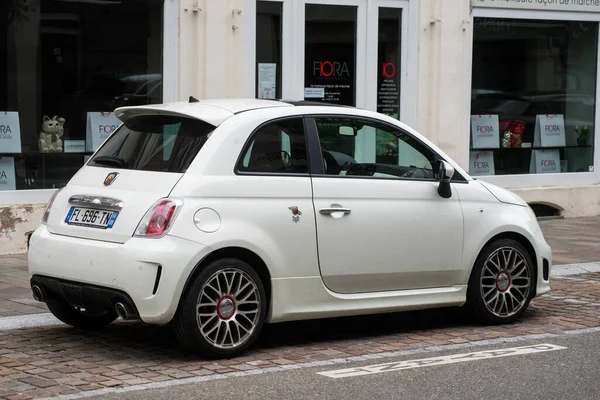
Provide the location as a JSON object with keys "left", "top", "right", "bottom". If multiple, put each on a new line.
{"left": 134, "top": 198, "right": 183, "bottom": 238}
{"left": 42, "top": 188, "right": 63, "bottom": 225}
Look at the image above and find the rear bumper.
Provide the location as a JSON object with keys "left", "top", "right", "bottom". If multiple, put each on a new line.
{"left": 28, "top": 225, "right": 213, "bottom": 324}
{"left": 31, "top": 275, "right": 140, "bottom": 318}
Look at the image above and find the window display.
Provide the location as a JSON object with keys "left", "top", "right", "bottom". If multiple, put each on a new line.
{"left": 256, "top": 1, "right": 282, "bottom": 100}
{"left": 0, "top": 0, "right": 163, "bottom": 190}
{"left": 470, "top": 18, "right": 598, "bottom": 176}
{"left": 304, "top": 4, "right": 357, "bottom": 106}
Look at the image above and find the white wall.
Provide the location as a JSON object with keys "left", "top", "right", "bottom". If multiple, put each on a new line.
{"left": 416, "top": 0, "right": 472, "bottom": 170}
{"left": 178, "top": 0, "right": 250, "bottom": 101}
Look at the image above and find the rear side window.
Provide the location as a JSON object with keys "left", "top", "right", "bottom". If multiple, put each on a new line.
{"left": 88, "top": 115, "right": 215, "bottom": 173}
{"left": 237, "top": 118, "right": 308, "bottom": 174}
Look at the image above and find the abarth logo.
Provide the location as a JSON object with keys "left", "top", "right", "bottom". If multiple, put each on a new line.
{"left": 289, "top": 206, "right": 302, "bottom": 223}
{"left": 104, "top": 172, "right": 119, "bottom": 186}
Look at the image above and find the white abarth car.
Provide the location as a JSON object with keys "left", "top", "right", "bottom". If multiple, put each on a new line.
{"left": 28, "top": 98, "right": 551, "bottom": 358}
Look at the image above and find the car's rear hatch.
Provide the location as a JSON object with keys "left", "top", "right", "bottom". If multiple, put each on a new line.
{"left": 46, "top": 108, "right": 225, "bottom": 243}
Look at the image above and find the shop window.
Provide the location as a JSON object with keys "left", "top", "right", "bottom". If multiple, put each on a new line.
{"left": 304, "top": 4, "right": 357, "bottom": 106}
{"left": 470, "top": 18, "right": 598, "bottom": 176}
{"left": 256, "top": 1, "right": 282, "bottom": 100}
{"left": 0, "top": 0, "right": 164, "bottom": 191}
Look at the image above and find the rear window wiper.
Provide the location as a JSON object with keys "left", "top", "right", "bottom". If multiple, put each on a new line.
{"left": 91, "top": 156, "right": 127, "bottom": 168}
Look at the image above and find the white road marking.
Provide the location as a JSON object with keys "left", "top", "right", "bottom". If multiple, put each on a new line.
{"left": 317, "top": 344, "right": 567, "bottom": 378}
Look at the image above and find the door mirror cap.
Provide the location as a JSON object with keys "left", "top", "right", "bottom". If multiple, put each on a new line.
{"left": 436, "top": 160, "right": 454, "bottom": 199}
{"left": 437, "top": 160, "right": 455, "bottom": 182}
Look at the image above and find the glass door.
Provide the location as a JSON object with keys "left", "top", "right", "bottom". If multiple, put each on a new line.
{"left": 366, "top": 0, "right": 410, "bottom": 121}
{"left": 298, "top": 0, "right": 367, "bottom": 107}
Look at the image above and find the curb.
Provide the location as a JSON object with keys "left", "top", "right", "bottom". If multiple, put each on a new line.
{"left": 550, "top": 261, "right": 600, "bottom": 276}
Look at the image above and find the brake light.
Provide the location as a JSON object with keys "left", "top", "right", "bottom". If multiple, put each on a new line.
{"left": 134, "top": 198, "right": 182, "bottom": 237}
{"left": 42, "top": 188, "right": 62, "bottom": 225}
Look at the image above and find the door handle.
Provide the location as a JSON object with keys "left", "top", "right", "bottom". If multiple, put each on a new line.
{"left": 319, "top": 207, "right": 351, "bottom": 215}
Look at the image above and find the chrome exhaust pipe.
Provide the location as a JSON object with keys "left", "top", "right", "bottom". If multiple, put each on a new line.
{"left": 115, "top": 302, "right": 128, "bottom": 319}
{"left": 32, "top": 285, "right": 44, "bottom": 302}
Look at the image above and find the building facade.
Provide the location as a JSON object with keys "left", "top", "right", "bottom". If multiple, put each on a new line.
{"left": 1, "top": 0, "right": 600, "bottom": 254}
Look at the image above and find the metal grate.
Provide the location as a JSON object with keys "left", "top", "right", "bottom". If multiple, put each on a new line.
{"left": 61, "top": 284, "right": 84, "bottom": 307}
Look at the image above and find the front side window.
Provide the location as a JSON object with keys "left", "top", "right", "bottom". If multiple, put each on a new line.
{"left": 470, "top": 18, "right": 598, "bottom": 176}
{"left": 238, "top": 118, "right": 308, "bottom": 174}
{"left": 89, "top": 115, "right": 215, "bottom": 173}
{"left": 314, "top": 117, "right": 436, "bottom": 180}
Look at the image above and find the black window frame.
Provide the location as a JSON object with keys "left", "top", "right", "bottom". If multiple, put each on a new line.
{"left": 234, "top": 116, "right": 312, "bottom": 177}
{"left": 303, "top": 114, "right": 468, "bottom": 183}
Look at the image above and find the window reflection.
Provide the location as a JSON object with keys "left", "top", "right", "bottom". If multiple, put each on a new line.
{"left": 470, "top": 18, "right": 598, "bottom": 176}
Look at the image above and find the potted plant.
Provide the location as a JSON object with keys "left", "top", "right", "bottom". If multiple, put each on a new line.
{"left": 576, "top": 125, "right": 590, "bottom": 146}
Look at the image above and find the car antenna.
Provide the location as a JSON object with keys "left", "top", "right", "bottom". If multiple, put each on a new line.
{"left": 189, "top": 96, "right": 199, "bottom": 103}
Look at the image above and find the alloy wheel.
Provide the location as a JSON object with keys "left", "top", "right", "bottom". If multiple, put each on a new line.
{"left": 196, "top": 268, "right": 261, "bottom": 349}
{"left": 480, "top": 246, "right": 531, "bottom": 318}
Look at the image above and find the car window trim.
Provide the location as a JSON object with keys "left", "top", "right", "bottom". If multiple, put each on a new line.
{"left": 304, "top": 113, "right": 468, "bottom": 183}
{"left": 234, "top": 116, "right": 312, "bottom": 177}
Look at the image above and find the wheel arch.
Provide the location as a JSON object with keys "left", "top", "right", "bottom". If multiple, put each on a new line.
{"left": 174, "top": 246, "right": 272, "bottom": 321}
{"left": 471, "top": 231, "right": 539, "bottom": 297}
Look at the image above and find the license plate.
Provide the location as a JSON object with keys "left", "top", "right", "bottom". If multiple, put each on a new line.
{"left": 65, "top": 206, "right": 119, "bottom": 229}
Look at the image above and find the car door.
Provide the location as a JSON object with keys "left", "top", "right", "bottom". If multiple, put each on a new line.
{"left": 308, "top": 116, "right": 464, "bottom": 294}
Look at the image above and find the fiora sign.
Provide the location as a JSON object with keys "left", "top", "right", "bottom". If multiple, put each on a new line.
{"left": 382, "top": 62, "right": 396, "bottom": 79}
{"left": 313, "top": 61, "right": 350, "bottom": 78}
{"left": 473, "top": 0, "right": 600, "bottom": 13}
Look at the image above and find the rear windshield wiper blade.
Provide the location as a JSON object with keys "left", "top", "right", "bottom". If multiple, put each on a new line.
{"left": 91, "top": 156, "right": 127, "bottom": 167}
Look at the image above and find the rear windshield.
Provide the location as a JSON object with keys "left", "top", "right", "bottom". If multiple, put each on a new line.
{"left": 88, "top": 115, "right": 215, "bottom": 173}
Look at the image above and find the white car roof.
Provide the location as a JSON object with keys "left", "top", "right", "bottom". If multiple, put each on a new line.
{"left": 114, "top": 98, "right": 300, "bottom": 126}
{"left": 113, "top": 98, "right": 356, "bottom": 126}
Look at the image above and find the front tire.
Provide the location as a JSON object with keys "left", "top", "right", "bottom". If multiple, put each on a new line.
{"left": 174, "top": 258, "right": 267, "bottom": 359}
{"left": 47, "top": 301, "right": 118, "bottom": 330}
{"left": 467, "top": 238, "right": 535, "bottom": 324}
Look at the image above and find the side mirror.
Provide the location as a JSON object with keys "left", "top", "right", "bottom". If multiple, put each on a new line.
{"left": 436, "top": 160, "right": 455, "bottom": 199}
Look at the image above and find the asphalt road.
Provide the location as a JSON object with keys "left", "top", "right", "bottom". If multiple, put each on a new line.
{"left": 88, "top": 329, "right": 600, "bottom": 400}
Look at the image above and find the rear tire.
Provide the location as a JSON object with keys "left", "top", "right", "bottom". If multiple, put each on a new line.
{"left": 467, "top": 238, "right": 535, "bottom": 324}
{"left": 47, "top": 301, "right": 118, "bottom": 330}
{"left": 174, "top": 258, "right": 267, "bottom": 359}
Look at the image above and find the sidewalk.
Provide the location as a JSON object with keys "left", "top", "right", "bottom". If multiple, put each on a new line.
{"left": 1, "top": 216, "right": 600, "bottom": 318}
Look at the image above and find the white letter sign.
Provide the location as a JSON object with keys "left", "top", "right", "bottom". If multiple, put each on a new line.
{"left": 86, "top": 112, "right": 121, "bottom": 152}
{"left": 0, "top": 112, "right": 22, "bottom": 153}
{"left": 258, "top": 63, "right": 277, "bottom": 99}
{"left": 533, "top": 114, "right": 566, "bottom": 148}
{"left": 0, "top": 157, "right": 16, "bottom": 190}
{"left": 471, "top": 114, "right": 500, "bottom": 149}
{"left": 469, "top": 150, "right": 495, "bottom": 176}
{"left": 472, "top": 0, "right": 600, "bottom": 13}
